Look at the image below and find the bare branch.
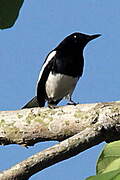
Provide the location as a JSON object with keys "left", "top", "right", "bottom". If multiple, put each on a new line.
{"left": 0, "top": 127, "right": 102, "bottom": 180}
{"left": 0, "top": 101, "right": 120, "bottom": 179}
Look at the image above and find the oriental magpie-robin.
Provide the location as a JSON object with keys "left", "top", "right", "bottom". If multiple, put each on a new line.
{"left": 22, "top": 32, "right": 101, "bottom": 108}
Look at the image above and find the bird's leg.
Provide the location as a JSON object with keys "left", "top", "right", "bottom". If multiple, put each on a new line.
{"left": 48, "top": 98, "right": 62, "bottom": 108}
{"left": 48, "top": 101, "right": 57, "bottom": 109}
{"left": 48, "top": 100, "right": 58, "bottom": 109}
{"left": 67, "top": 97, "right": 78, "bottom": 105}
{"left": 48, "top": 104, "right": 57, "bottom": 109}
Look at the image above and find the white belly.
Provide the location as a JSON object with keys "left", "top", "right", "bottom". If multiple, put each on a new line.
{"left": 45, "top": 72, "right": 78, "bottom": 101}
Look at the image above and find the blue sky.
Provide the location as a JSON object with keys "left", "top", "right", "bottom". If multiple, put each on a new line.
{"left": 0, "top": 0, "right": 120, "bottom": 179}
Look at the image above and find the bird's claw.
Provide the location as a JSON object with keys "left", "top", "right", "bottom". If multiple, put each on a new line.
{"left": 67, "top": 100, "right": 78, "bottom": 106}
{"left": 48, "top": 104, "right": 57, "bottom": 109}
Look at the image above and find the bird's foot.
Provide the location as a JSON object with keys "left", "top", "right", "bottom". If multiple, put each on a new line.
{"left": 48, "top": 104, "right": 57, "bottom": 109}
{"left": 67, "top": 100, "right": 78, "bottom": 106}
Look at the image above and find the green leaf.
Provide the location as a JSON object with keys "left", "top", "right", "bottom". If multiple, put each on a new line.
{"left": 86, "top": 170, "right": 120, "bottom": 180}
{"left": 96, "top": 141, "right": 120, "bottom": 174}
{"left": 0, "top": 0, "right": 24, "bottom": 29}
{"left": 86, "top": 141, "right": 120, "bottom": 180}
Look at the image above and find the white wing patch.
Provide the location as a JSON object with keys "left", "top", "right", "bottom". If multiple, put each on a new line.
{"left": 37, "top": 50, "right": 56, "bottom": 83}
{"left": 46, "top": 72, "right": 78, "bottom": 101}
{"left": 35, "top": 50, "right": 56, "bottom": 95}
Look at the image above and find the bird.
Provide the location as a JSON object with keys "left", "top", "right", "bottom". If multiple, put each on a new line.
{"left": 22, "top": 32, "right": 101, "bottom": 109}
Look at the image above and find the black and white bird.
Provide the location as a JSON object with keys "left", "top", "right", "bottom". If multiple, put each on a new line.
{"left": 22, "top": 32, "right": 101, "bottom": 108}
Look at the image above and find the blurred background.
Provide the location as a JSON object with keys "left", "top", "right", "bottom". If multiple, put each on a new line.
{"left": 0, "top": 0, "right": 120, "bottom": 179}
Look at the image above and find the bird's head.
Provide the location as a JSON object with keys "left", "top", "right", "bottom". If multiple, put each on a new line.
{"left": 56, "top": 32, "right": 101, "bottom": 52}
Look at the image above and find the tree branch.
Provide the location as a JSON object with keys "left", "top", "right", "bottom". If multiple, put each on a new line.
{"left": 0, "top": 101, "right": 120, "bottom": 179}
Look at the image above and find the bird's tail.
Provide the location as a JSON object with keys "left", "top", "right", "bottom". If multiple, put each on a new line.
{"left": 22, "top": 96, "right": 40, "bottom": 109}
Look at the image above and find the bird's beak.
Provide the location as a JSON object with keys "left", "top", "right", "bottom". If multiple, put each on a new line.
{"left": 88, "top": 34, "right": 101, "bottom": 41}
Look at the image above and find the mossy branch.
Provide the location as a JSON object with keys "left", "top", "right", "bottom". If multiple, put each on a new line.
{"left": 0, "top": 101, "right": 120, "bottom": 179}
